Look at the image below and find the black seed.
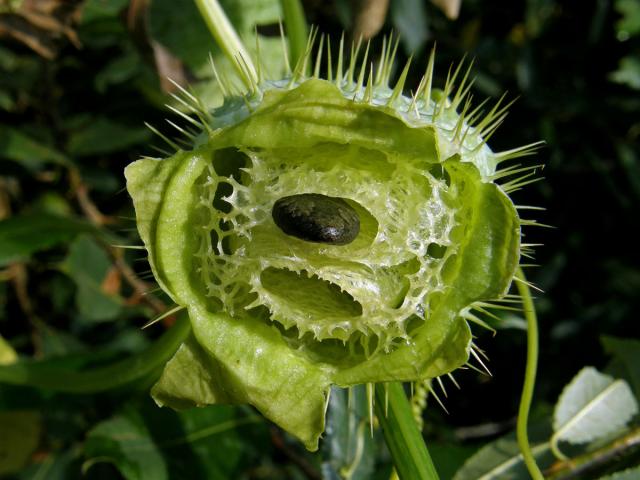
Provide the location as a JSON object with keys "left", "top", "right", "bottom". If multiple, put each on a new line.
{"left": 272, "top": 193, "right": 360, "bottom": 245}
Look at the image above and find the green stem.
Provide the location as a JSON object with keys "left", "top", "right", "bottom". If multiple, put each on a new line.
{"left": 514, "top": 267, "right": 545, "bottom": 480}
{"left": 546, "top": 426, "right": 640, "bottom": 480}
{"left": 374, "top": 382, "right": 440, "bottom": 480}
{"left": 0, "top": 314, "right": 190, "bottom": 393}
{"left": 279, "top": 0, "right": 308, "bottom": 68}
{"left": 193, "top": 0, "right": 258, "bottom": 88}
{"left": 550, "top": 434, "right": 569, "bottom": 461}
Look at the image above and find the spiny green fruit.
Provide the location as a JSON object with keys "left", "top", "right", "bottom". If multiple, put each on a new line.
{"left": 125, "top": 32, "right": 541, "bottom": 450}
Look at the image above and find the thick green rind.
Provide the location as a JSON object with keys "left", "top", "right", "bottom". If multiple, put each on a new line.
{"left": 212, "top": 79, "right": 439, "bottom": 161}
{"left": 446, "top": 162, "right": 521, "bottom": 303}
{"left": 153, "top": 150, "right": 209, "bottom": 304}
{"left": 124, "top": 154, "right": 187, "bottom": 302}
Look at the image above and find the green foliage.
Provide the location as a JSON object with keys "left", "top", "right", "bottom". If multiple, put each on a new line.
{"left": 0, "top": 127, "right": 70, "bottom": 171}
{"left": 0, "top": 214, "right": 105, "bottom": 267}
{"left": 552, "top": 367, "right": 637, "bottom": 450}
{"left": 0, "top": 0, "right": 639, "bottom": 478}
{"left": 614, "top": 0, "right": 640, "bottom": 39}
{"left": 391, "top": 0, "right": 428, "bottom": 54}
{"left": 321, "top": 386, "right": 377, "bottom": 479}
{"left": 81, "top": 0, "right": 130, "bottom": 23}
{"left": 610, "top": 56, "right": 640, "bottom": 90}
{"left": 0, "top": 411, "right": 42, "bottom": 475}
{"left": 149, "top": 0, "right": 285, "bottom": 105}
{"left": 603, "top": 336, "right": 640, "bottom": 397}
{"left": 84, "top": 411, "right": 169, "bottom": 480}
{"left": 66, "top": 117, "right": 152, "bottom": 157}
{"left": 600, "top": 466, "right": 640, "bottom": 480}
{"left": 455, "top": 365, "right": 640, "bottom": 479}
{"left": 0, "top": 334, "right": 17, "bottom": 364}
{"left": 62, "top": 235, "right": 122, "bottom": 322}
{"left": 453, "top": 426, "right": 553, "bottom": 480}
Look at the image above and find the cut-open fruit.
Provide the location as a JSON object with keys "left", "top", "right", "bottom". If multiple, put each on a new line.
{"left": 125, "top": 34, "right": 531, "bottom": 450}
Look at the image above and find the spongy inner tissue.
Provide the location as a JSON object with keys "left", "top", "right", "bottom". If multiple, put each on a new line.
{"left": 193, "top": 142, "right": 465, "bottom": 353}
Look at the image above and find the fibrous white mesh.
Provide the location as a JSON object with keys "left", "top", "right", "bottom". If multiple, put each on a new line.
{"left": 192, "top": 141, "right": 464, "bottom": 354}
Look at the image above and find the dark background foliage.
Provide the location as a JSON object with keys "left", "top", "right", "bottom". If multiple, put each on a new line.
{"left": 1, "top": 0, "right": 639, "bottom": 478}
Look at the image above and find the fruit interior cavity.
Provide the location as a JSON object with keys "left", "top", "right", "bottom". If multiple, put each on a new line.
{"left": 193, "top": 137, "right": 462, "bottom": 358}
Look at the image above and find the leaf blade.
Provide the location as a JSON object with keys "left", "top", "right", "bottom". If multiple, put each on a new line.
{"left": 84, "top": 411, "right": 168, "bottom": 480}
{"left": 453, "top": 425, "right": 553, "bottom": 480}
{"left": 0, "top": 213, "right": 107, "bottom": 267}
{"left": 553, "top": 367, "right": 639, "bottom": 446}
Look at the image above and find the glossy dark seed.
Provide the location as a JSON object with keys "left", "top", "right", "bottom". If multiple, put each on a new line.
{"left": 272, "top": 193, "right": 360, "bottom": 245}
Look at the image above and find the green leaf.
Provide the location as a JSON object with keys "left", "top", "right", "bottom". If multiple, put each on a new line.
{"left": 81, "top": 0, "right": 130, "bottom": 24}
{"left": 281, "top": 0, "right": 309, "bottom": 67}
{"left": 16, "top": 448, "right": 80, "bottom": 480}
{"left": 84, "top": 410, "right": 168, "bottom": 480}
{"left": 615, "top": 0, "right": 640, "bottom": 39}
{"left": 167, "top": 408, "right": 250, "bottom": 478}
{"left": 142, "top": 403, "right": 262, "bottom": 479}
{"left": 599, "top": 466, "right": 640, "bottom": 480}
{"left": 0, "top": 315, "right": 190, "bottom": 393}
{"left": 94, "top": 50, "right": 144, "bottom": 93}
{"left": 428, "top": 443, "right": 479, "bottom": 480}
{"left": 77, "top": 0, "right": 129, "bottom": 49}
{"left": 0, "top": 126, "right": 70, "bottom": 171}
{"left": 321, "top": 386, "right": 375, "bottom": 480}
{"left": 0, "top": 213, "right": 103, "bottom": 267}
{"left": 609, "top": 56, "right": 640, "bottom": 90}
{"left": 0, "top": 2, "right": 19, "bottom": 14}
{"left": 453, "top": 427, "right": 553, "bottom": 480}
{"left": 615, "top": 143, "right": 640, "bottom": 198}
{"left": 0, "top": 45, "right": 18, "bottom": 70}
{"left": 62, "top": 235, "right": 122, "bottom": 322}
{"left": 149, "top": 0, "right": 220, "bottom": 76}
{"left": 148, "top": 0, "right": 285, "bottom": 107}
{"left": 0, "top": 89, "right": 14, "bottom": 111}
{"left": 37, "top": 325, "right": 91, "bottom": 358}
{"left": 391, "top": 0, "right": 429, "bottom": 54}
{"left": 0, "top": 335, "right": 17, "bottom": 365}
{"left": 33, "top": 192, "right": 74, "bottom": 217}
{"left": 0, "top": 411, "right": 42, "bottom": 474}
{"left": 67, "top": 117, "right": 152, "bottom": 156}
{"left": 552, "top": 367, "right": 638, "bottom": 446}
{"left": 602, "top": 336, "right": 640, "bottom": 397}
{"left": 0, "top": 46, "right": 40, "bottom": 91}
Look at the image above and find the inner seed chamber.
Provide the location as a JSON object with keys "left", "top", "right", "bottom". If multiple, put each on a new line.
{"left": 193, "top": 138, "right": 462, "bottom": 355}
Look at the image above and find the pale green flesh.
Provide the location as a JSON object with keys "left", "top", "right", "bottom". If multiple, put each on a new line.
{"left": 125, "top": 78, "right": 520, "bottom": 450}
